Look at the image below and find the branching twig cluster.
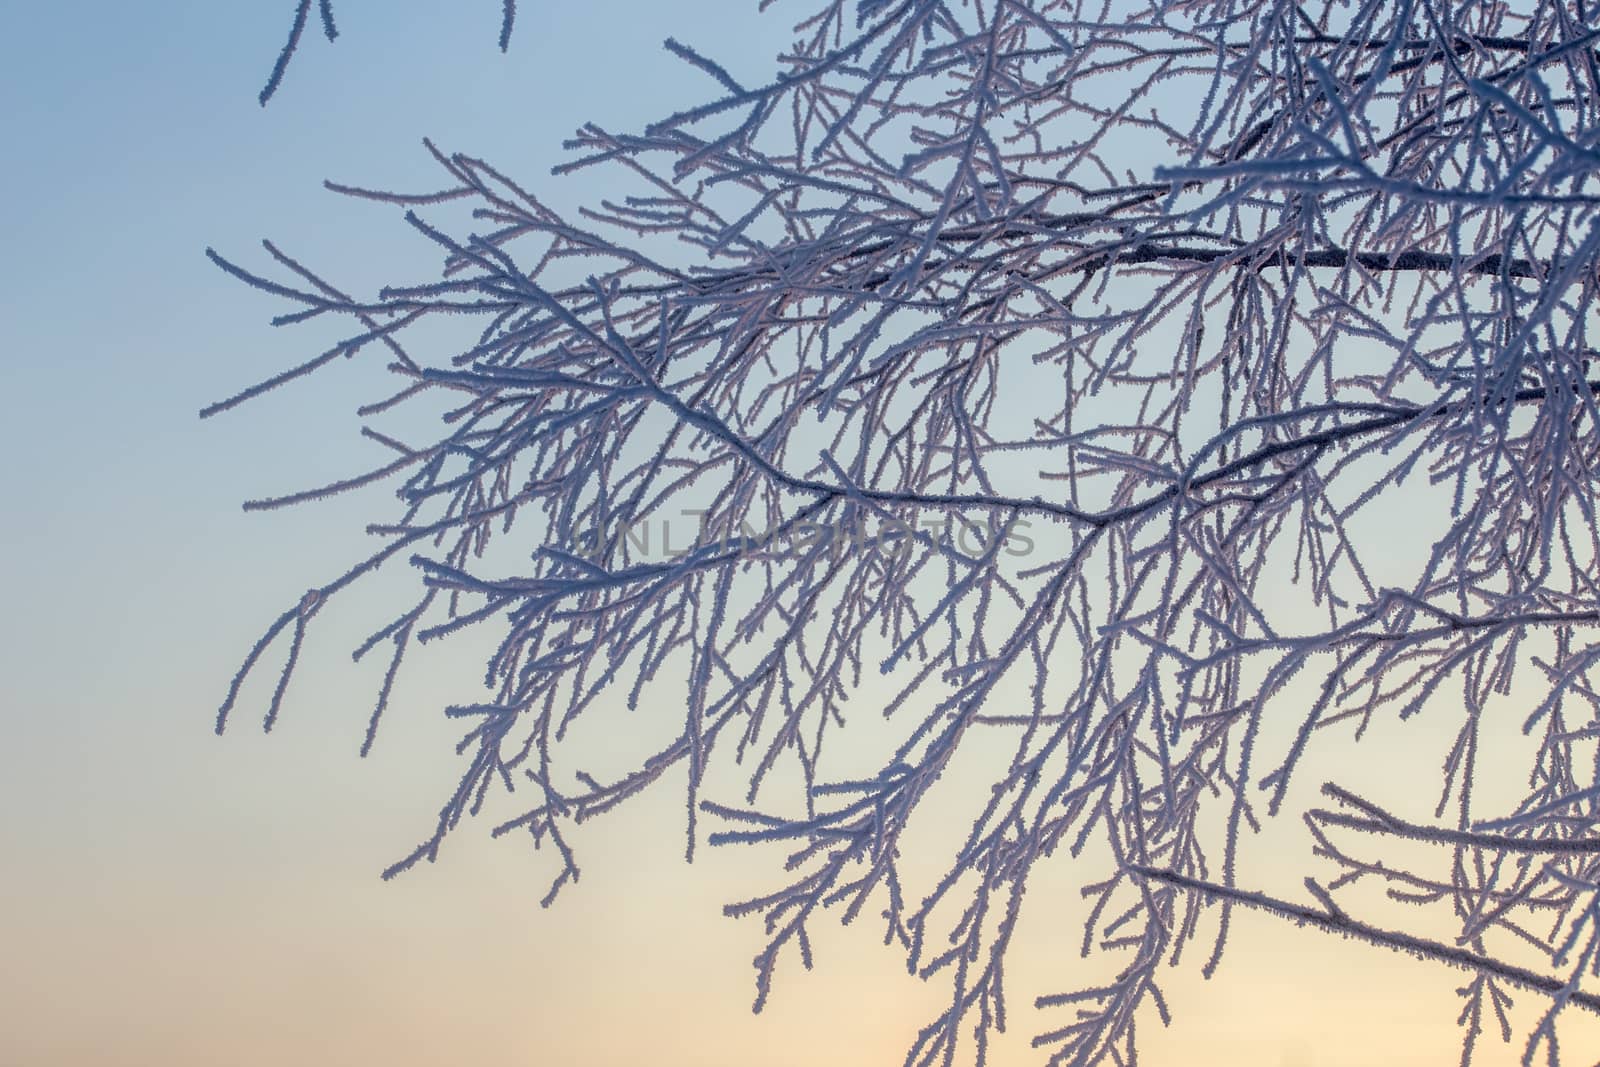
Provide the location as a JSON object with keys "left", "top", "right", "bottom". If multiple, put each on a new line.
{"left": 217, "top": 1, "right": 1600, "bottom": 1063}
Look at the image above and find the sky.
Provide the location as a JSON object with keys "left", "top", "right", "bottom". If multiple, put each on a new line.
{"left": 1, "top": 3, "right": 1596, "bottom": 1066}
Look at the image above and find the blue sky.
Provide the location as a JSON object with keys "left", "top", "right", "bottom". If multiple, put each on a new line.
{"left": 4, "top": 4, "right": 1592, "bottom": 1065}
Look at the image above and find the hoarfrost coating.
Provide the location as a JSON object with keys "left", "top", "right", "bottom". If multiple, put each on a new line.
{"left": 214, "top": 1, "right": 1600, "bottom": 1064}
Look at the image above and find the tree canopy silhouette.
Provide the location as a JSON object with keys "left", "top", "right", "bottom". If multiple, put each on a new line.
{"left": 214, "top": 1, "right": 1600, "bottom": 1063}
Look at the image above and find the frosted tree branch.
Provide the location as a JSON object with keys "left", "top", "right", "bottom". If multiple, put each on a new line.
{"left": 214, "top": 1, "right": 1600, "bottom": 1063}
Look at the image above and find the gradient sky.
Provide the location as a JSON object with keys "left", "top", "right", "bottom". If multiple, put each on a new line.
{"left": 3, "top": 3, "right": 1597, "bottom": 1065}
